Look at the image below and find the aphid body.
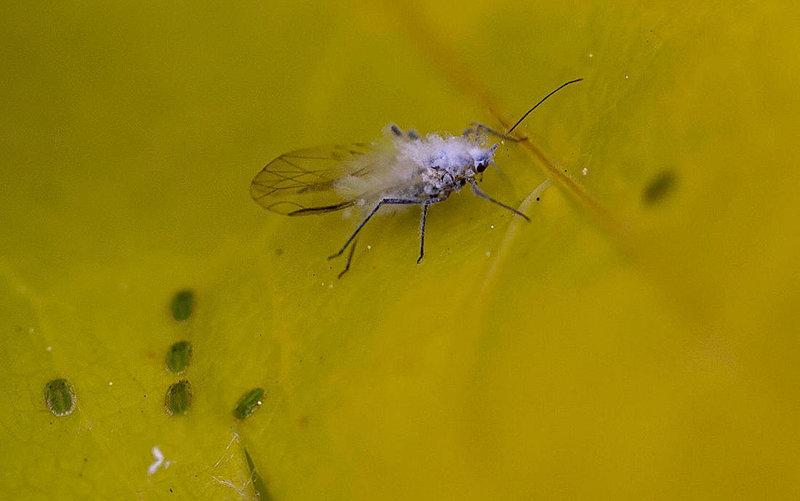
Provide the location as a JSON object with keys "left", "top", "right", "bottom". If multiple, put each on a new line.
{"left": 252, "top": 125, "right": 518, "bottom": 264}
{"left": 250, "top": 79, "right": 582, "bottom": 268}
{"left": 386, "top": 125, "right": 498, "bottom": 196}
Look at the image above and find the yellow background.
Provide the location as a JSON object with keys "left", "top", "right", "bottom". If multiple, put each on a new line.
{"left": 1, "top": 1, "right": 798, "bottom": 499}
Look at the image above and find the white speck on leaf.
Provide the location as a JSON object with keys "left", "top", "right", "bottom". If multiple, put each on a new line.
{"left": 148, "top": 446, "right": 173, "bottom": 476}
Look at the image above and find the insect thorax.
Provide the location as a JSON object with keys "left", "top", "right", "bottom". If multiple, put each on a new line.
{"left": 419, "top": 165, "right": 471, "bottom": 196}
{"left": 396, "top": 133, "right": 498, "bottom": 197}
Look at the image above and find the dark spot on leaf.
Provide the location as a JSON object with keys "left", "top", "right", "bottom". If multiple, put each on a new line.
{"left": 643, "top": 170, "right": 677, "bottom": 205}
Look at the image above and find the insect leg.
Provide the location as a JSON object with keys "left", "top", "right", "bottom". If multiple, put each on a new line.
{"left": 391, "top": 125, "right": 420, "bottom": 140}
{"left": 417, "top": 194, "right": 449, "bottom": 264}
{"left": 337, "top": 238, "right": 358, "bottom": 279}
{"left": 418, "top": 203, "right": 429, "bottom": 264}
{"left": 469, "top": 181, "right": 531, "bottom": 222}
{"left": 328, "top": 198, "right": 428, "bottom": 260}
{"left": 470, "top": 123, "right": 525, "bottom": 142}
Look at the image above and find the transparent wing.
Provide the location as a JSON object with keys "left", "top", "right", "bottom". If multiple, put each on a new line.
{"left": 250, "top": 143, "right": 376, "bottom": 216}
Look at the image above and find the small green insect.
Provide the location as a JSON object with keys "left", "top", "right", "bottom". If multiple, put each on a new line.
{"left": 170, "top": 289, "right": 194, "bottom": 321}
{"left": 165, "top": 341, "right": 192, "bottom": 373}
{"left": 44, "top": 378, "right": 76, "bottom": 417}
{"left": 165, "top": 380, "right": 192, "bottom": 415}
{"left": 232, "top": 387, "right": 265, "bottom": 420}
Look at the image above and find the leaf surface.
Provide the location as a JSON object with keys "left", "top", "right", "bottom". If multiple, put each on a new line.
{"left": 1, "top": 1, "right": 798, "bottom": 499}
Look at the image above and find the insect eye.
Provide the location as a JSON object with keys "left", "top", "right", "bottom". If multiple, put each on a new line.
{"left": 476, "top": 163, "right": 487, "bottom": 173}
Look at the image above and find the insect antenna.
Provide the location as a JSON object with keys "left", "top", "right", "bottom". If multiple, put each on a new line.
{"left": 507, "top": 79, "right": 583, "bottom": 134}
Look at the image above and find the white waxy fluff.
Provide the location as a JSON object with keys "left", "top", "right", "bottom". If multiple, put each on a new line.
{"left": 333, "top": 126, "right": 495, "bottom": 214}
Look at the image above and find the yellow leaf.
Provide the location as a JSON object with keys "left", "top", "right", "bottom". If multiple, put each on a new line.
{"left": 1, "top": 1, "right": 798, "bottom": 499}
